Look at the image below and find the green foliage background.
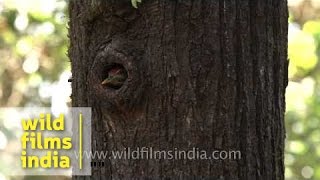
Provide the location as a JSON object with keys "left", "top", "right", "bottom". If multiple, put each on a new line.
{"left": 0, "top": 0, "right": 319, "bottom": 179}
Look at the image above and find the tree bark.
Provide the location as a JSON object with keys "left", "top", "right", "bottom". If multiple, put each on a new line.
{"left": 69, "top": 0, "right": 288, "bottom": 179}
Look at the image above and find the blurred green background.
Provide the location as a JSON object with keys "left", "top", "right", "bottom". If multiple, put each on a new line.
{"left": 0, "top": 0, "right": 319, "bottom": 179}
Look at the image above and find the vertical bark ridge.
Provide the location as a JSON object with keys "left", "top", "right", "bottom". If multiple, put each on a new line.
{"left": 236, "top": 0, "right": 253, "bottom": 179}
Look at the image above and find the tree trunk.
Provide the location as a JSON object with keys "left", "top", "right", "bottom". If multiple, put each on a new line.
{"left": 69, "top": 0, "right": 288, "bottom": 179}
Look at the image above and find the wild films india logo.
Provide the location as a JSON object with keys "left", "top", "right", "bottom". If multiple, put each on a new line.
{"left": 20, "top": 113, "right": 73, "bottom": 169}
{"left": 0, "top": 107, "right": 91, "bottom": 176}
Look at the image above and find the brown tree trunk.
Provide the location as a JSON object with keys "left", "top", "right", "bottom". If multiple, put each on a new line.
{"left": 69, "top": 0, "right": 288, "bottom": 179}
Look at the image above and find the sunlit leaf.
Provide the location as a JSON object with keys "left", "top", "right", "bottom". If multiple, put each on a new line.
{"left": 288, "top": 25, "right": 318, "bottom": 76}
{"left": 303, "top": 20, "right": 320, "bottom": 36}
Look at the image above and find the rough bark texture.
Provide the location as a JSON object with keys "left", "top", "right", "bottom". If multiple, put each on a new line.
{"left": 69, "top": 0, "right": 288, "bottom": 179}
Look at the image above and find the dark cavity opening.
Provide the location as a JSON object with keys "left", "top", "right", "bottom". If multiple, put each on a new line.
{"left": 101, "top": 63, "right": 128, "bottom": 90}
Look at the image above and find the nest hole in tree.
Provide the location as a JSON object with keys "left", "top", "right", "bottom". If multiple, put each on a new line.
{"left": 101, "top": 63, "right": 128, "bottom": 90}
